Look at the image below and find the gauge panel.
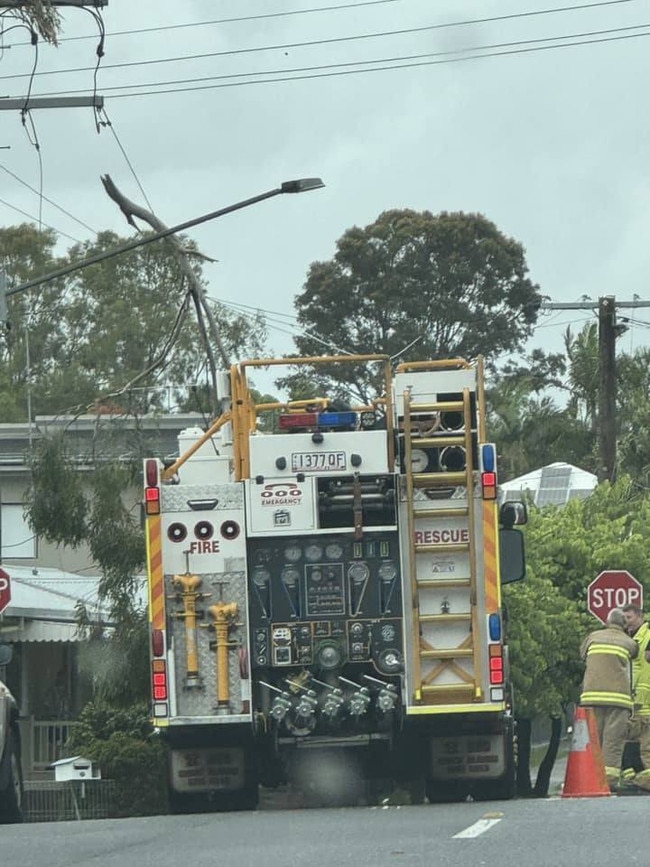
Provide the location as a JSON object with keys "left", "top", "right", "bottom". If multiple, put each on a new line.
{"left": 248, "top": 531, "right": 401, "bottom": 627}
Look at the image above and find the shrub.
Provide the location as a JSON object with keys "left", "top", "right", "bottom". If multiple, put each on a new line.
{"left": 66, "top": 699, "right": 169, "bottom": 817}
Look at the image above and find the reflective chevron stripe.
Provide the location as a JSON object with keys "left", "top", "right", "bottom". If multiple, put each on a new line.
{"left": 587, "top": 643, "right": 632, "bottom": 662}
{"left": 581, "top": 690, "right": 633, "bottom": 709}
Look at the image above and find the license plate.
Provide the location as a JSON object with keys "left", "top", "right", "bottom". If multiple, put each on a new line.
{"left": 291, "top": 451, "right": 346, "bottom": 472}
{"left": 170, "top": 748, "right": 245, "bottom": 792}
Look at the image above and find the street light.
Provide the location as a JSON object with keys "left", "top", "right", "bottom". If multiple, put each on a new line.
{"left": 5, "top": 177, "right": 325, "bottom": 299}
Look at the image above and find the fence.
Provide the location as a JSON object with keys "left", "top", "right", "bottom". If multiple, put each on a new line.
{"left": 18, "top": 718, "right": 79, "bottom": 776}
{"left": 23, "top": 780, "right": 117, "bottom": 823}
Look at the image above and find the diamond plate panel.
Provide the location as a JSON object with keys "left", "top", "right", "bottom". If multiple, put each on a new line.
{"left": 167, "top": 558, "right": 251, "bottom": 719}
{"left": 162, "top": 484, "right": 243, "bottom": 511}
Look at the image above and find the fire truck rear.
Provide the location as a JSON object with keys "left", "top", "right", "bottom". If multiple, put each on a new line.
{"left": 143, "top": 355, "right": 525, "bottom": 811}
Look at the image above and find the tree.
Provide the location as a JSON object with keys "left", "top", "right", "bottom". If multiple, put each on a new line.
{"left": 506, "top": 477, "right": 650, "bottom": 795}
{"left": 6, "top": 0, "right": 61, "bottom": 44}
{"left": 281, "top": 210, "right": 541, "bottom": 402}
{"left": 486, "top": 347, "right": 595, "bottom": 480}
{"left": 0, "top": 224, "right": 267, "bottom": 419}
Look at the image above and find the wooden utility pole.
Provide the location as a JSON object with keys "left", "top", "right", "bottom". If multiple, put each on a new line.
{"left": 598, "top": 296, "right": 617, "bottom": 483}
{"left": 540, "top": 297, "right": 650, "bottom": 484}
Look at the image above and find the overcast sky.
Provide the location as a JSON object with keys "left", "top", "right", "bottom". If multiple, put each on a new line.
{"left": 1, "top": 0, "right": 649, "bottom": 396}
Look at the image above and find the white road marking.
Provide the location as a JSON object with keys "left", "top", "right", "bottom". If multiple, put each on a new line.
{"left": 453, "top": 812, "right": 503, "bottom": 839}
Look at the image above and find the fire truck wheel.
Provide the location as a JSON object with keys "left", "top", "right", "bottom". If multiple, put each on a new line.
{"left": 467, "top": 768, "right": 516, "bottom": 802}
{"left": 425, "top": 779, "right": 467, "bottom": 804}
{"left": 0, "top": 730, "right": 24, "bottom": 824}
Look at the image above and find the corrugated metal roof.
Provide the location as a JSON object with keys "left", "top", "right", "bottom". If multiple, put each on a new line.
{"left": 0, "top": 567, "right": 145, "bottom": 642}
{"left": 2, "top": 566, "right": 107, "bottom": 622}
{"left": 11, "top": 621, "right": 82, "bottom": 643}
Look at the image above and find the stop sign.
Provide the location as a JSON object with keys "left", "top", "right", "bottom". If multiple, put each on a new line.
{"left": 587, "top": 570, "right": 643, "bottom": 624}
{"left": 0, "top": 568, "right": 10, "bottom": 615}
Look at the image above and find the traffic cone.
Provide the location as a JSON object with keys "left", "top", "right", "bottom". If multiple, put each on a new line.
{"left": 561, "top": 706, "right": 611, "bottom": 798}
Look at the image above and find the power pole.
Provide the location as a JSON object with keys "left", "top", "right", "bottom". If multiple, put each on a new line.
{"left": 598, "top": 297, "right": 617, "bottom": 483}
{"left": 540, "top": 297, "right": 650, "bottom": 483}
{"left": 0, "top": 1, "right": 108, "bottom": 109}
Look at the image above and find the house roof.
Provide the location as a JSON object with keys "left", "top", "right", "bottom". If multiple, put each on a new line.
{"left": 500, "top": 461, "right": 598, "bottom": 507}
{"left": 0, "top": 566, "right": 145, "bottom": 643}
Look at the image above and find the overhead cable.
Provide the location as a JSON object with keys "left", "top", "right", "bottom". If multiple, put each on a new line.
{"left": 0, "top": 0, "right": 642, "bottom": 82}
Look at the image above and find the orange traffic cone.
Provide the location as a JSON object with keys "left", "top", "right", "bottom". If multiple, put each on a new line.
{"left": 561, "top": 706, "right": 611, "bottom": 798}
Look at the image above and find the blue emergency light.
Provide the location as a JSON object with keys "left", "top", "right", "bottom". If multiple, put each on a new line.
{"left": 488, "top": 613, "right": 502, "bottom": 641}
{"left": 481, "top": 444, "right": 496, "bottom": 473}
{"left": 278, "top": 411, "right": 357, "bottom": 431}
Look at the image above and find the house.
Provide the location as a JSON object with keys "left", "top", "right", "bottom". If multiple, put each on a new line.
{"left": 499, "top": 462, "right": 598, "bottom": 507}
{"left": 0, "top": 412, "right": 201, "bottom": 778}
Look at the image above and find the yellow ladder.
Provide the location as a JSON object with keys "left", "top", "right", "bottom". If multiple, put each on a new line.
{"left": 402, "top": 386, "right": 482, "bottom": 706}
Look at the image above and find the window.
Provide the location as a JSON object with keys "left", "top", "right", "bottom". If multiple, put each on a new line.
{"left": 2, "top": 504, "right": 36, "bottom": 558}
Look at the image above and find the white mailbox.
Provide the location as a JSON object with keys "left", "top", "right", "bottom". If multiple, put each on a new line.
{"left": 50, "top": 755, "right": 101, "bottom": 782}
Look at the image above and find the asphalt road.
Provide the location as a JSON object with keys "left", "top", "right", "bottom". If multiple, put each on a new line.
{"left": 2, "top": 794, "right": 648, "bottom": 867}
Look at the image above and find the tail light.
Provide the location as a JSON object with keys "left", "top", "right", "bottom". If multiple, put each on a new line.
{"left": 481, "top": 471, "right": 497, "bottom": 500}
{"left": 144, "top": 459, "right": 161, "bottom": 515}
{"left": 152, "top": 659, "right": 168, "bottom": 700}
{"left": 488, "top": 644, "right": 504, "bottom": 685}
{"left": 151, "top": 628, "right": 164, "bottom": 657}
{"left": 480, "top": 445, "right": 497, "bottom": 498}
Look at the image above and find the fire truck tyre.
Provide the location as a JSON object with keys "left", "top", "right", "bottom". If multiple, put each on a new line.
{"left": 0, "top": 730, "right": 24, "bottom": 824}
{"left": 468, "top": 766, "right": 516, "bottom": 802}
{"left": 425, "top": 779, "right": 467, "bottom": 804}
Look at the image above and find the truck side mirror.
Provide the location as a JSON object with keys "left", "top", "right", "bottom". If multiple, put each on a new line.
{"left": 499, "top": 528, "right": 526, "bottom": 585}
{"left": 499, "top": 501, "right": 528, "bottom": 529}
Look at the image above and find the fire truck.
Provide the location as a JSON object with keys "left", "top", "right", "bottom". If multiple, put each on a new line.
{"left": 143, "top": 354, "right": 526, "bottom": 811}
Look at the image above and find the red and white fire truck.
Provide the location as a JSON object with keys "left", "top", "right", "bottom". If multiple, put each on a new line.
{"left": 143, "top": 354, "right": 525, "bottom": 811}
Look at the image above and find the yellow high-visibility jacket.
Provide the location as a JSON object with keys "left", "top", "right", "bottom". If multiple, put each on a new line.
{"left": 630, "top": 621, "right": 650, "bottom": 716}
{"left": 580, "top": 624, "right": 638, "bottom": 709}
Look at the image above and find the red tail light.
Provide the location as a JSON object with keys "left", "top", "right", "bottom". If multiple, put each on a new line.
{"left": 152, "top": 660, "right": 168, "bottom": 700}
{"left": 489, "top": 653, "right": 504, "bottom": 685}
{"left": 145, "top": 459, "right": 159, "bottom": 487}
{"left": 144, "top": 485, "right": 160, "bottom": 515}
{"left": 481, "top": 471, "right": 497, "bottom": 500}
{"left": 151, "top": 629, "right": 164, "bottom": 657}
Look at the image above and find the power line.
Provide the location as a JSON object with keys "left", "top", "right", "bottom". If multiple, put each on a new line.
{"left": 0, "top": 194, "right": 83, "bottom": 243}
{"left": 96, "top": 106, "right": 154, "bottom": 213}
{"left": 3, "top": 0, "right": 410, "bottom": 46}
{"left": 0, "top": 0, "right": 641, "bottom": 82}
{"left": 0, "top": 162, "right": 98, "bottom": 234}
{"left": 21, "top": 27, "right": 650, "bottom": 101}
{"left": 26, "top": 21, "right": 650, "bottom": 100}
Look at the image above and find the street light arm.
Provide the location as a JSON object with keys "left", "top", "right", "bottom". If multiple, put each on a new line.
{"left": 6, "top": 178, "right": 324, "bottom": 298}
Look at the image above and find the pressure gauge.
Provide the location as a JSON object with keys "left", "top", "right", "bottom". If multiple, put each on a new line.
{"left": 281, "top": 566, "right": 300, "bottom": 587}
{"left": 348, "top": 562, "right": 370, "bottom": 583}
{"left": 305, "top": 544, "right": 323, "bottom": 562}
{"left": 252, "top": 567, "right": 270, "bottom": 587}
{"left": 411, "top": 449, "right": 429, "bottom": 473}
{"left": 284, "top": 544, "right": 302, "bottom": 563}
{"left": 325, "top": 542, "right": 344, "bottom": 561}
{"left": 378, "top": 561, "right": 397, "bottom": 582}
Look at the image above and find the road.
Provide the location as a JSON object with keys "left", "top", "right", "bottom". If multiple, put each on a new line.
{"left": 2, "top": 795, "right": 648, "bottom": 867}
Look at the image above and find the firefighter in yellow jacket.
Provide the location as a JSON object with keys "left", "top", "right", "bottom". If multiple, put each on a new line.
{"left": 580, "top": 607, "right": 638, "bottom": 788}
{"left": 621, "top": 603, "right": 650, "bottom": 790}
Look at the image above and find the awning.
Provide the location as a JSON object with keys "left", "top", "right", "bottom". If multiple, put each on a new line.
{"left": 2, "top": 620, "right": 85, "bottom": 643}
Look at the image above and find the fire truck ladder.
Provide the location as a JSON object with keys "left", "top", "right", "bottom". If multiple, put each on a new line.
{"left": 402, "top": 385, "right": 481, "bottom": 707}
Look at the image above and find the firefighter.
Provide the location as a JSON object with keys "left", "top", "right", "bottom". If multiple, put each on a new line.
{"left": 621, "top": 603, "right": 650, "bottom": 791}
{"left": 580, "top": 607, "right": 638, "bottom": 789}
